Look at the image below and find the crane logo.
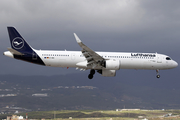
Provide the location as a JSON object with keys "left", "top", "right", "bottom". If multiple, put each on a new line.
{"left": 12, "top": 37, "right": 24, "bottom": 49}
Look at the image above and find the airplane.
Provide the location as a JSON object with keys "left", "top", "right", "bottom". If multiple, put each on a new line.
{"left": 3, "top": 27, "right": 178, "bottom": 79}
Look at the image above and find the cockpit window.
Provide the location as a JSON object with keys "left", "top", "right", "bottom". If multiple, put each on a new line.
{"left": 166, "top": 57, "right": 171, "bottom": 60}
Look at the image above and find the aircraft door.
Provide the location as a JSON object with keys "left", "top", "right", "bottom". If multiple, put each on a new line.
{"left": 32, "top": 51, "right": 37, "bottom": 60}
{"left": 119, "top": 60, "right": 121, "bottom": 69}
{"left": 157, "top": 54, "right": 162, "bottom": 63}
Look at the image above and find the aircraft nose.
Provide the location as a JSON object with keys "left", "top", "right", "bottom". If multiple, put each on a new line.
{"left": 174, "top": 61, "right": 178, "bottom": 68}
{"left": 172, "top": 61, "right": 178, "bottom": 68}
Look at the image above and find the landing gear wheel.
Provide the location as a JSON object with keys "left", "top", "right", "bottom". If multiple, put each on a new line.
{"left": 88, "top": 69, "right": 95, "bottom": 79}
{"left": 156, "top": 75, "right": 160, "bottom": 78}
{"left": 90, "top": 69, "right": 95, "bottom": 75}
{"left": 156, "top": 69, "right": 160, "bottom": 79}
{"left": 88, "top": 74, "right": 93, "bottom": 79}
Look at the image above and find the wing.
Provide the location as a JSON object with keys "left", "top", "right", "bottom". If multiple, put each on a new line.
{"left": 74, "top": 33, "right": 105, "bottom": 69}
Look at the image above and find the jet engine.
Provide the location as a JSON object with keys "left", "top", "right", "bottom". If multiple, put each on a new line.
{"left": 97, "top": 69, "right": 116, "bottom": 77}
{"left": 104, "top": 59, "right": 120, "bottom": 70}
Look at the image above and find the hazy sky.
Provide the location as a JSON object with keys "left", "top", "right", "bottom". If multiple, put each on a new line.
{"left": 0, "top": 0, "right": 179, "bottom": 79}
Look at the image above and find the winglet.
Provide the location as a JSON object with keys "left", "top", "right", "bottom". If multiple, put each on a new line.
{"left": 74, "top": 33, "right": 82, "bottom": 43}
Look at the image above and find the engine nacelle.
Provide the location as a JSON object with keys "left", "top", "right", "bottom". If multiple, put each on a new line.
{"left": 98, "top": 69, "right": 116, "bottom": 77}
{"left": 105, "top": 59, "right": 120, "bottom": 70}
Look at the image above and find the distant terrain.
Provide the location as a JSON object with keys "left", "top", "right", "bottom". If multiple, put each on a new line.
{"left": 1, "top": 110, "right": 180, "bottom": 120}
{"left": 0, "top": 72, "right": 180, "bottom": 113}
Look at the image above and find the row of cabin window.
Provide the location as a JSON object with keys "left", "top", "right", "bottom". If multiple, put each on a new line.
{"left": 43, "top": 54, "right": 154, "bottom": 59}
{"left": 42, "top": 54, "right": 69, "bottom": 57}
{"left": 80, "top": 55, "right": 154, "bottom": 59}
{"left": 108, "top": 56, "right": 154, "bottom": 59}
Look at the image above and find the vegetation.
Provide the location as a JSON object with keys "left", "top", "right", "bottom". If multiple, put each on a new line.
{"left": 1, "top": 110, "right": 180, "bottom": 120}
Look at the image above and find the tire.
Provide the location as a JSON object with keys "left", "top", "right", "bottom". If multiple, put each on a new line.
{"left": 156, "top": 75, "right": 160, "bottom": 78}
{"left": 90, "top": 69, "right": 95, "bottom": 75}
{"left": 88, "top": 74, "right": 93, "bottom": 79}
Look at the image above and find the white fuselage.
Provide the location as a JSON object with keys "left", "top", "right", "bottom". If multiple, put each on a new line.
{"left": 34, "top": 49, "right": 178, "bottom": 70}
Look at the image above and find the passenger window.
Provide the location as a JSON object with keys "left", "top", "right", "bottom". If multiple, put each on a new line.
{"left": 166, "top": 57, "right": 171, "bottom": 60}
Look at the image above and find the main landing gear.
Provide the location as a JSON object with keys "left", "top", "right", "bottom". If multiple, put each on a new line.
{"left": 88, "top": 69, "right": 95, "bottom": 79}
{"left": 156, "top": 69, "right": 160, "bottom": 78}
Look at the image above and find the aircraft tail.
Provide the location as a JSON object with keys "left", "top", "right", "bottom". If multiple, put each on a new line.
{"left": 7, "top": 27, "right": 33, "bottom": 53}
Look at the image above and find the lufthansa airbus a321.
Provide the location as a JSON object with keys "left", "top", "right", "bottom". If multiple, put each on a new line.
{"left": 4, "top": 27, "right": 178, "bottom": 79}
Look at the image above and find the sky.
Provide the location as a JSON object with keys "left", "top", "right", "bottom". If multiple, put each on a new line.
{"left": 0, "top": 0, "right": 180, "bottom": 79}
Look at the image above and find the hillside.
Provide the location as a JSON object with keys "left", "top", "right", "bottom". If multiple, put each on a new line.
{"left": 0, "top": 71, "right": 180, "bottom": 112}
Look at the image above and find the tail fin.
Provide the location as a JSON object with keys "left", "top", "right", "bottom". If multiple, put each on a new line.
{"left": 7, "top": 27, "right": 33, "bottom": 53}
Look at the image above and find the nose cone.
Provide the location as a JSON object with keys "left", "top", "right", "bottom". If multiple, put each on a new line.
{"left": 174, "top": 61, "right": 178, "bottom": 68}
{"left": 172, "top": 61, "right": 178, "bottom": 68}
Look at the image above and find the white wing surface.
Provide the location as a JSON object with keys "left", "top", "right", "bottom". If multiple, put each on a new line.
{"left": 74, "top": 33, "right": 105, "bottom": 68}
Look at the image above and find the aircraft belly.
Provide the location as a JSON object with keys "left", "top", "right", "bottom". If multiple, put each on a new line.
{"left": 42, "top": 57, "right": 80, "bottom": 68}
{"left": 120, "top": 59, "right": 159, "bottom": 70}
{"left": 121, "top": 59, "right": 143, "bottom": 69}
{"left": 142, "top": 61, "right": 154, "bottom": 69}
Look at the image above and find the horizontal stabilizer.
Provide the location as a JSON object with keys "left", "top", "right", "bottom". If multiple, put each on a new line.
{"left": 7, "top": 48, "right": 24, "bottom": 55}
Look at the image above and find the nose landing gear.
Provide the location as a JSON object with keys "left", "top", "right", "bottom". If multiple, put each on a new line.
{"left": 88, "top": 69, "right": 95, "bottom": 79}
{"left": 156, "top": 69, "right": 160, "bottom": 78}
